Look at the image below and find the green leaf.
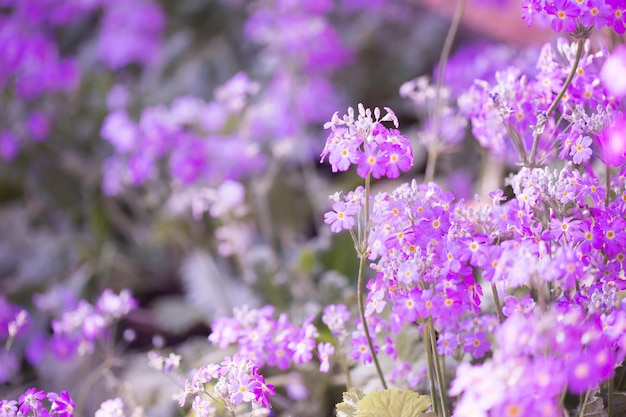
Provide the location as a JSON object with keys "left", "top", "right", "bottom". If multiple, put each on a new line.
{"left": 355, "top": 389, "right": 432, "bottom": 417}
{"left": 336, "top": 387, "right": 366, "bottom": 417}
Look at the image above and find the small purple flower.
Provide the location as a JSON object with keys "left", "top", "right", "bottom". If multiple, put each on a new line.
{"left": 94, "top": 398, "right": 125, "bottom": 417}
{"left": 324, "top": 200, "right": 358, "bottom": 233}
{"left": 463, "top": 332, "right": 491, "bottom": 359}
{"left": 544, "top": 0, "right": 580, "bottom": 32}
{"left": 96, "top": 289, "right": 137, "bottom": 319}
{"left": 356, "top": 142, "right": 389, "bottom": 179}
{"left": 97, "top": 0, "right": 165, "bottom": 70}
{"left": 570, "top": 135, "right": 593, "bottom": 164}
{"left": 0, "top": 400, "right": 17, "bottom": 416}
{"left": 322, "top": 304, "right": 351, "bottom": 336}
{"left": 317, "top": 342, "right": 334, "bottom": 373}
{"left": 437, "top": 331, "right": 459, "bottom": 356}
{"left": 48, "top": 391, "right": 75, "bottom": 417}
{"left": 228, "top": 373, "right": 260, "bottom": 405}
{"left": 100, "top": 110, "right": 141, "bottom": 154}
{"left": 382, "top": 142, "right": 412, "bottom": 179}
{"left": 18, "top": 388, "right": 46, "bottom": 415}
{"left": 26, "top": 111, "right": 50, "bottom": 142}
{"left": 393, "top": 288, "right": 421, "bottom": 324}
{"left": 350, "top": 332, "right": 378, "bottom": 365}
{"left": 0, "top": 130, "right": 19, "bottom": 162}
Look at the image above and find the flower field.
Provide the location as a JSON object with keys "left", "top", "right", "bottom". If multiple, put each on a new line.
{"left": 1, "top": 1, "right": 626, "bottom": 416}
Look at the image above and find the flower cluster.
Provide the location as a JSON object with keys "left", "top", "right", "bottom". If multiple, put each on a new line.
{"left": 364, "top": 180, "right": 495, "bottom": 357}
{"left": 0, "top": 387, "right": 75, "bottom": 417}
{"left": 50, "top": 289, "right": 137, "bottom": 359}
{"left": 0, "top": 0, "right": 165, "bottom": 161}
{"left": 459, "top": 38, "right": 613, "bottom": 165}
{"left": 400, "top": 76, "right": 468, "bottom": 149}
{"left": 452, "top": 304, "right": 626, "bottom": 416}
{"left": 243, "top": 0, "right": 352, "bottom": 74}
{"left": 522, "top": 0, "right": 624, "bottom": 34}
{"left": 321, "top": 104, "right": 413, "bottom": 178}
{"left": 100, "top": 73, "right": 264, "bottom": 195}
{"left": 94, "top": 398, "right": 126, "bottom": 417}
{"left": 208, "top": 305, "right": 320, "bottom": 370}
{"left": 177, "top": 353, "right": 275, "bottom": 413}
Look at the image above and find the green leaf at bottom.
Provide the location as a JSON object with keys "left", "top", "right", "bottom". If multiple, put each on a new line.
{"left": 355, "top": 389, "right": 432, "bottom": 417}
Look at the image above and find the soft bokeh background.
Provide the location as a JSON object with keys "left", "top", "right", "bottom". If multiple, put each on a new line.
{"left": 0, "top": 0, "right": 565, "bottom": 415}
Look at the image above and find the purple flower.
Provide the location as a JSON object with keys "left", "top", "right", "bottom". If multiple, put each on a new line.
{"left": 521, "top": 0, "right": 541, "bottom": 27}
{"left": 463, "top": 331, "right": 491, "bottom": 359}
{"left": 0, "top": 130, "right": 19, "bottom": 162}
{"left": 350, "top": 332, "right": 378, "bottom": 365}
{"left": 322, "top": 304, "right": 351, "bottom": 336}
{"left": 608, "top": 0, "right": 626, "bottom": 34}
{"left": 94, "top": 398, "right": 125, "bottom": 417}
{"left": 549, "top": 215, "right": 581, "bottom": 242}
{"left": 393, "top": 288, "right": 420, "bottom": 324}
{"left": 382, "top": 142, "right": 412, "bottom": 179}
{"left": 100, "top": 110, "right": 141, "bottom": 154}
{"left": 324, "top": 200, "right": 358, "bottom": 233}
{"left": 168, "top": 137, "right": 207, "bottom": 184}
{"left": 228, "top": 373, "right": 260, "bottom": 405}
{"left": 96, "top": 289, "right": 137, "bottom": 319}
{"left": 0, "top": 400, "right": 17, "bottom": 417}
{"left": 18, "top": 388, "right": 46, "bottom": 415}
{"left": 544, "top": 0, "right": 580, "bottom": 32}
{"left": 317, "top": 342, "right": 334, "bottom": 373}
{"left": 356, "top": 142, "right": 389, "bottom": 179}
{"left": 26, "top": 111, "right": 50, "bottom": 142}
{"left": 569, "top": 135, "right": 593, "bottom": 164}
{"left": 502, "top": 294, "right": 536, "bottom": 317}
{"left": 48, "top": 391, "right": 75, "bottom": 417}
{"left": 97, "top": 0, "right": 165, "bottom": 69}
{"left": 437, "top": 331, "right": 459, "bottom": 356}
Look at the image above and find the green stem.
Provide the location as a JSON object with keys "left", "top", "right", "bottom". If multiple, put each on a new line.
{"left": 618, "top": 365, "right": 626, "bottom": 390}
{"left": 4, "top": 335, "right": 14, "bottom": 352}
{"left": 75, "top": 356, "right": 119, "bottom": 417}
{"left": 606, "top": 164, "right": 611, "bottom": 206}
{"left": 529, "top": 38, "right": 584, "bottom": 167}
{"left": 491, "top": 283, "right": 504, "bottom": 324}
{"left": 423, "top": 320, "right": 441, "bottom": 416}
{"left": 356, "top": 174, "right": 388, "bottom": 389}
{"left": 429, "top": 321, "right": 449, "bottom": 417}
{"left": 338, "top": 342, "right": 352, "bottom": 389}
{"left": 426, "top": 0, "right": 466, "bottom": 183}
{"left": 424, "top": 148, "right": 438, "bottom": 184}
{"left": 609, "top": 377, "right": 614, "bottom": 417}
{"left": 578, "top": 390, "right": 591, "bottom": 417}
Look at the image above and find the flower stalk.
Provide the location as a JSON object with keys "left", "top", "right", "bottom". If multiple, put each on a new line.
{"left": 356, "top": 173, "right": 388, "bottom": 390}
{"left": 529, "top": 38, "right": 585, "bottom": 168}
{"left": 491, "top": 283, "right": 504, "bottom": 324}
{"left": 426, "top": 0, "right": 466, "bottom": 183}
